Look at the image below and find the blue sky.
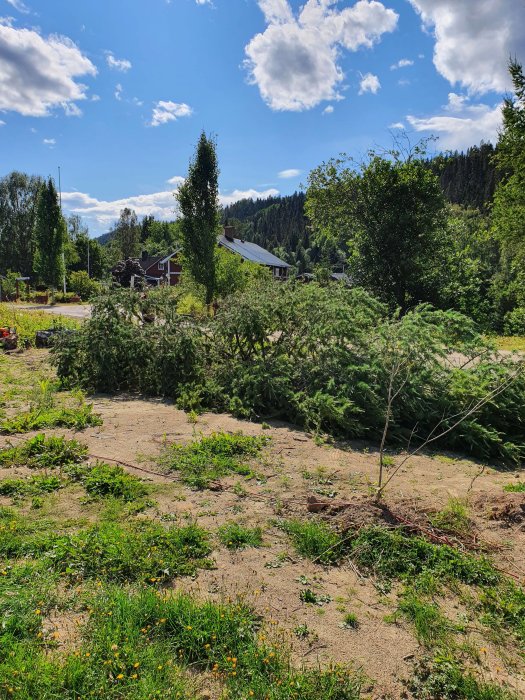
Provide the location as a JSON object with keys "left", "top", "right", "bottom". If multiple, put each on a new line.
{"left": 0, "top": 0, "right": 521, "bottom": 236}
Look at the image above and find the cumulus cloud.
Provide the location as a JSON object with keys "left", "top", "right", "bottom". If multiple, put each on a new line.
{"left": 322, "top": 105, "right": 334, "bottom": 115}
{"left": 43, "top": 138, "right": 56, "bottom": 147}
{"left": 407, "top": 92, "right": 503, "bottom": 150}
{"left": 5, "top": 0, "right": 29, "bottom": 13}
{"left": 62, "top": 186, "right": 279, "bottom": 235}
{"left": 244, "top": 0, "right": 398, "bottom": 111}
{"left": 114, "top": 83, "right": 123, "bottom": 101}
{"left": 166, "top": 175, "right": 185, "bottom": 186}
{"left": 105, "top": 52, "right": 132, "bottom": 72}
{"left": 150, "top": 101, "right": 192, "bottom": 126}
{"left": 408, "top": 0, "right": 524, "bottom": 94}
{"left": 390, "top": 58, "right": 413, "bottom": 70}
{"left": 278, "top": 168, "right": 301, "bottom": 178}
{"left": 389, "top": 121, "right": 405, "bottom": 129}
{"left": 359, "top": 72, "right": 380, "bottom": 94}
{"left": 0, "top": 23, "right": 96, "bottom": 117}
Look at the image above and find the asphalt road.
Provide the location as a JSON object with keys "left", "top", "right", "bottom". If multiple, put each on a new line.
{"left": 21, "top": 304, "right": 92, "bottom": 320}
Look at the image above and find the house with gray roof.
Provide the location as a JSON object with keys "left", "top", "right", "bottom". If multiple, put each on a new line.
{"left": 218, "top": 226, "right": 290, "bottom": 279}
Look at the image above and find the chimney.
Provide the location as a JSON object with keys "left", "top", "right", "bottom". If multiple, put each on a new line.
{"left": 223, "top": 225, "right": 235, "bottom": 242}
{"left": 141, "top": 250, "right": 148, "bottom": 261}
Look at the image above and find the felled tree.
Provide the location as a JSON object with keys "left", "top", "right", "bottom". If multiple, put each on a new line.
{"left": 176, "top": 132, "right": 220, "bottom": 306}
{"left": 34, "top": 177, "right": 66, "bottom": 303}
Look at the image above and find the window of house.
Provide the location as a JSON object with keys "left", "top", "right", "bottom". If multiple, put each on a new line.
{"left": 158, "top": 262, "right": 165, "bottom": 271}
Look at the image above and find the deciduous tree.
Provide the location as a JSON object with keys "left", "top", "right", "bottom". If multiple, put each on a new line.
{"left": 34, "top": 177, "right": 66, "bottom": 301}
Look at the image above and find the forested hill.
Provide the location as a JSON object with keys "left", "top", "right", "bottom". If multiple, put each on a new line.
{"left": 222, "top": 145, "right": 498, "bottom": 270}
{"left": 428, "top": 143, "right": 499, "bottom": 210}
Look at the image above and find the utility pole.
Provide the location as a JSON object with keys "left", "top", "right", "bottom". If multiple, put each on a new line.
{"left": 58, "top": 166, "right": 66, "bottom": 295}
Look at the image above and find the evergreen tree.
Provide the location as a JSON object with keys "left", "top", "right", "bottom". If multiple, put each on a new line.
{"left": 176, "top": 132, "right": 220, "bottom": 304}
{"left": 34, "top": 177, "right": 66, "bottom": 300}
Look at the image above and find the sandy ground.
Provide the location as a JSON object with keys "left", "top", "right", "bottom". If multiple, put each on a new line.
{"left": 15, "top": 303, "right": 92, "bottom": 319}
{"left": 1, "top": 354, "right": 525, "bottom": 698}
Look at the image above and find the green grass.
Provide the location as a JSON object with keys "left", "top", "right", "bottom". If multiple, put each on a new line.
{"left": 0, "top": 434, "right": 88, "bottom": 469}
{"left": 429, "top": 498, "right": 471, "bottom": 536}
{"left": 0, "top": 403, "right": 102, "bottom": 434}
{"left": 503, "top": 481, "right": 525, "bottom": 492}
{"left": 342, "top": 613, "right": 359, "bottom": 629}
{"left": 410, "top": 659, "right": 520, "bottom": 700}
{"left": 396, "top": 591, "right": 452, "bottom": 647}
{"left": 0, "top": 303, "right": 80, "bottom": 349}
{"left": 218, "top": 522, "right": 263, "bottom": 550}
{"left": 66, "top": 462, "right": 149, "bottom": 502}
{"left": 0, "top": 474, "right": 64, "bottom": 498}
{"left": 46, "top": 521, "right": 213, "bottom": 584}
{"left": 158, "top": 432, "right": 269, "bottom": 489}
{"left": 278, "top": 519, "right": 345, "bottom": 565}
{"left": 494, "top": 336, "right": 525, "bottom": 353}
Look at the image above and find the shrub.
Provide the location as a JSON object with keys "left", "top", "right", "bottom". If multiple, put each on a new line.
{"left": 504, "top": 307, "right": 525, "bottom": 336}
{"left": 67, "top": 270, "right": 102, "bottom": 300}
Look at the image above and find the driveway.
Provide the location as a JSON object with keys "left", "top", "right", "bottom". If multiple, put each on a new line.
{"left": 21, "top": 304, "right": 92, "bottom": 320}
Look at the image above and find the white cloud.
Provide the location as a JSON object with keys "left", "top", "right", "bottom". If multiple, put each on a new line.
{"left": 408, "top": 0, "right": 524, "bottom": 94}
{"left": 62, "top": 186, "right": 280, "bottom": 235}
{"left": 5, "top": 0, "right": 29, "bottom": 13}
{"left": 359, "top": 72, "right": 380, "bottom": 95}
{"left": 105, "top": 52, "right": 132, "bottom": 72}
{"left": 390, "top": 58, "right": 413, "bottom": 70}
{"left": 322, "top": 105, "right": 334, "bottom": 115}
{"left": 0, "top": 23, "right": 96, "bottom": 117}
{"left": 407, "top": 93, "right": 503, "bottom": 150}
{"left": 43, "top": 138, "right": 56, "bottom": 147}
{"left": 244, "top": 0, "right": 398, "bottom": 111}
{"left": 114, "top": 83, "right": 123, "bottom": 101}
{"left": 166, "top": 175, "right": 185, "bottom": 186}
{"left": 389, "top": 121, "right": 405, "bottom": 129}
{"left": 278, "top": 168, "right": 301, "bottom": 179}
{"left": 150, "top": 101, "right": 192, "bottom": 126}
{"left": 0, "top": 120, "right": 5, "bottom": 126}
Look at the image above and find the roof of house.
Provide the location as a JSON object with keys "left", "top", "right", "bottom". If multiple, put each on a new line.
{"left": 218, "top": 235, "right": 290, "bottom": 268}
{"left": 141, "top": 250, "right": 180, "bottom": 275}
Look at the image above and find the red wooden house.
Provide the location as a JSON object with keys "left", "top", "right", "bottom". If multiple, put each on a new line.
{"left": 141, "top": 250, "right": 182, "bottom": 286}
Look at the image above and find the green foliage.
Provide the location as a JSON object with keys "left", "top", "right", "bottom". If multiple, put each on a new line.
{"left": 0, "top": 434, "right": 88, "bottom": 469}
{"left": 110, "top": 207, "right": 141, "bottom": 261}
{"left": 0, "top": 474, "right": 63, "bottom": 498}
{"left": 306, "top": 149, "right": 448, "bottom": 310}
{"left": 429, "top": 499, "right": 471, "bottom": 536}
{"left": 177, "top": 132, "right": 220, "bottom": 305}
{"left": 0, "top": 304, "right": 79, "bottom": 348}
{"left": 410, "top": 659, "right": 519, "bottom": 700}
{"left": 46, "top": 521, "right": 213, "bottom": 583}
{"left": 218, "top": 522, "right": 263, "bottom": 549}
{"left": 396, "top": 592, "right": 452, "bottom": 647}
{"left": 0, "top": 403, "right": 102, "bottom": 434}
{"left": 159, "top": 432, "right": 268, "bottom": 489}
{"left": 503, "top": 481, "right": 525, "bottom": 492}
{"left": 66, "top": 462, "right": 149, "bottom": 502}
{"left": 342, "top": 613, "right": 359, "bottom": 629}
{"left": 68, "top": 270, "right": 102, "bottom": 300}
{"left": 33, "top": 177, "right": 66, "bottom": 294}
{"left": 278, "top": 519, "right": 344, "bottom": 565}
{"left": 504, "top": 307, "right": 525, "bottom": 336}
{"left": 215, "top": 246, "right": 270, "bottom": 299}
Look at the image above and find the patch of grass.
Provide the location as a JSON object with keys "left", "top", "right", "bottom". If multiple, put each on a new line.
{"left": 0, "top": 403, "right": 102, "bottom": 434}
{"left": 158, "top": 432, "right": 269, "bottom": 489}
{"left": 0, "top": 433, "right": 88, "bottom": 469}
{"left": 46, "top": 520, "right": 213, "bottom": 583}
{"left": 410, "top": 659, "right": 519, "bottom": 700}
{"left": 0, "top": 507, "right": 55, "bottom": 557}
{"left": 479, "top": 581, "right": 525, "bottom": 645}
{"left": 396, "top": 591, "right": 452, "bottom": 647}
{"left": 0, "top": 304, "right": 80, "bottom": 349}
{"left": 218, "top": 522, "right": 263, "bottom": 550}
{"left": 494, "top": 336, "right": 525, "bottom": 353}
{"left": 503, "top": 482, "right": 525, "bottom": 493}
{"left": 278, "top": 518, "right": 345, "bottom": 565}
{"left": 342, "top": 612, "right": 359, "bottom": 629}
{"left": 348, "top": 526, "right": 500, "bottom": 586}
{"left": 0, "top": 474, "right": 64, "bottom": 498}
{"left": 429, "top": 498, "right": 471, "bottom": 536}
{"left": 67, "top": 462, "right": 149, "bottom": 502}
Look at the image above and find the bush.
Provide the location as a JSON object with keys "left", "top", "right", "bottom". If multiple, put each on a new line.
{"left": 504, "top": 307, "right": 525, "bottom": 336}
{"left": 68, "top": 270, "right": 102, "bottom": 300}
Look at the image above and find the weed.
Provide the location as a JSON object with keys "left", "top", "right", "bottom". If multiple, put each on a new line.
{"left": 410, "top": 659, "right": 519, "bottom": 699}
{"left": 294, "top": 623, "right": 312, "bottom": 638}
{"left": 300, "top": 589, "right": 332, "bottom": 606}
{"left": 0, "top": 433, "right": 88, "bottom": 469}
{"left": 503, "top": 482, "right": 525, "bottom": 493}
{"left": 46, "top": 520, "right": 213, "bottom": 583}
{"left": 158, "top": 432, "right": 269, "bottom": 489}
{"left": 67, "top": 462, "right": 149, "bottom": 502}
{"left": 430, "top": 498, "right": 471, "bottom": 536}
{"left": 1, "top": 403, "right": 102, "bottom": 434}
{"left": 278, "top": 519, "right": 345, "bottom": 565}
{"left": 342, "top": 613, "right": 359, "bottom": 629}
{"left": 0, "top": 474, "right": 63, "bottom": 498}
{"left": 218, "top": 522, "right": 263, "bottom": 550}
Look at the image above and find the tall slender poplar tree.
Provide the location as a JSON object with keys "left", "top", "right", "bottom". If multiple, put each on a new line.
{"left": 34, "top": 177, "right": 66, "bottom": 302}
